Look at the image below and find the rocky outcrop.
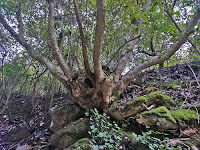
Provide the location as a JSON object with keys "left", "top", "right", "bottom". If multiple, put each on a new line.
{"left": 49, "top": 118, "right": 90, "bottom": 149}
{"left": 109, "top": 91, "right": 175, "bottom": 120}
{"left": 50, "top": 103, "right": 84, "bottom": 132}
{"left": 136, "top": 106, "right": 200, "bottom": 130}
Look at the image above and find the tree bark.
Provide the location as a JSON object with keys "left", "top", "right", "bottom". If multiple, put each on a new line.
{"left": 48, "top": 1, "right": 72, "bottom": 80}
{"left": 93, "top": 0, "right": 105, "bottom": 82}
{"left": 73, "top": 0, "right": 91, "bottom": 76}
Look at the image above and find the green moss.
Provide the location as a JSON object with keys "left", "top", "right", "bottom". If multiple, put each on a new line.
{"left": 181, "top": 104, "right": 200, "bottom": 112}
{"left": 127, "top": 91, "right": 175, "bottom": 107}
{"left": 141, "top": 106, "right": 176, "bottom": 123}
{"left": 148, "top": 91, "right": 175, "bottom": 107}
{"left": 109, "top": 91, "right": 175, "bottom": 117}
{"left": 65, "top": 138, "right": 89, "bottom": 150}
{"left": 130, "top": 96, "right": 148, "bottom": 104}
{"left": 171, "top": 109, "right": 199, "bottom": 121}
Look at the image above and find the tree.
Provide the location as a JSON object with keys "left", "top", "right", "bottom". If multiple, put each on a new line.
{"left": 0, "top": 0, "right": 199, "bottom": 110}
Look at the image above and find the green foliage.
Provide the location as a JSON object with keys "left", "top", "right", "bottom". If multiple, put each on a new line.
{"left": 85, "top": 108, "right": 123, "bottom": 150}
{"left": 85, "top": 109, "right": 187, "bottom": 150}
{"left": 132, "top": 127, "right": 186, "bottom": 150}
{"left": 3, "top": 56, "right": 26, "bottom": 77}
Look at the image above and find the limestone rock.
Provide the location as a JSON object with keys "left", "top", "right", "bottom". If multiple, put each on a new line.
{"left": 49, "top": 118, "right": 90, "bottom": 149}
{"left": 109, "top": 91, "right": 175, "bottom": 120}
{"left": 50, "top": 103, "right": 84, "bottom": 132}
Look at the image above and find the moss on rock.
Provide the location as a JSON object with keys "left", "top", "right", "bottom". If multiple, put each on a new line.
{"left": 65, "top": 138, "right": 89, "bottom": 150}
{"left": 148, "top": 91, "right": 175, "bottom": 107}
{"left": 49, "top": 118, "right": 90, "bottom": 148}
{"left": 171, "top": 109, "right": 199, "bottom": 121}
{"left": 140, "top": 106, "right": 176, "bottom": 123}
{"left": 109, "top": 91, "right": 176, "bottom": 120}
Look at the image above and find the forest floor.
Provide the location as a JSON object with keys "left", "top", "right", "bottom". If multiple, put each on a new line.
{"left": 0, "top": 62, "right": 200, "bottom": 150}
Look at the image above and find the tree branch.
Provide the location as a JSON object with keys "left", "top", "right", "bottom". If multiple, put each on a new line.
{"left": 16, "top": 1, "right": 24, "bottom": 37}
{"left": 120, "top": 10, "right": 200, "bottom": 90}
{"left": 48, "top": 1, "right": 73, "bottom": 80}
{"left": 67, "top": 32, "right": 81, "bottom": 71}
{"left": 93, "top": 0, "right": 105, "bottom": 81}
{"left": 105, "top": 35, "right": 141, "bottom": 68}
{"left": 0, "top": 10, "right": 68, "bottom": 85}
{"left": 114, "top": 0, "right": 151, "bottom": 81}
{"left": 165, "top": 2, "right": 200, "bottom": 55}
{"left": 73, "top": 0, "right": 91, "bottom": 76}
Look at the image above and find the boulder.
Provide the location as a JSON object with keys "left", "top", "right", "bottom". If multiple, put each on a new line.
{"left": 49, "top": 118, "right": 90, "bottom": 149}
{"left": 64, "top": 138, "right": 90, "bottom": 150}
{"left": 109, "top": 91, "right": 175, "bottom": 120}
{"left": 136, "top": 106, "right": 200, "bottom": 130}
{"left": 50, "top": 103, "right": 84, "bottom": 132}
{"left": 136, "top": 106, "right": 178, "bottom": 130}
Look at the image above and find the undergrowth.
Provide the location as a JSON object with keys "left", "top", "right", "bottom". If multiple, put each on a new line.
{"left": 85, "top": 108, "right": 123, "bottom": 150}
{"left": 86, "top": 108, "right": 186, "bottom": 150}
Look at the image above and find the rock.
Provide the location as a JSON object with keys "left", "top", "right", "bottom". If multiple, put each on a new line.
{"left": 64, "top": 138, "right": 90, "bottom": 150}
{"left": 49, "top": 118, "right": 90, "bottom": 149}
{"left": 136, "top": 106, "right": 178, "bottom": 130}
{"left": 136, "top": 107, "right": 200, "bottom": 130}
{"left": 50, "top": 103, "right": 84, "bottom": 132}
{"left": 109, "top": 91, "right": 175, "bottom": 120}
{"left": 171, "top": 109, "right": 200, "bottom": 123}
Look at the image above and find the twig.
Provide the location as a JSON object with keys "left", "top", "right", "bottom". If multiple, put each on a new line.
{"left": 187, "top": 64, "right": 200, "bottom": 87}
{"left": 193, "top": 105, "right": 199, "bottom": 124}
